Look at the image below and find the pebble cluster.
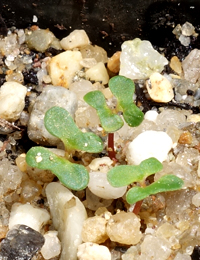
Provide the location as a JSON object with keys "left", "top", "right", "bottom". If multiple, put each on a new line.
{"left": 0, "top": 22, "right": 200, "bottom": 260}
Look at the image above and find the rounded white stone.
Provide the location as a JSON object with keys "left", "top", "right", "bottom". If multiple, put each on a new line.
{"left": 126, "top": 130, "right": 173, "bottom": 165}
{"left": 88, "top": 171, "right": 127, "bottom": 200}
{"left": 192, "top": 192, "right": 200, "bottom": 207}
{"left": 41, "top": 231, "right": 61, "bottom": 259}
{"left": 77, "top": 242, "right": 111, "bottom": 260}
{"left": 144, "top": 110, "right": 158, "bottom": 122}
{"left": 0, "top": 81, "right": 27, "bottom": 121}
{"left": 9, "top": 203, "right": 50, "bottom": 232}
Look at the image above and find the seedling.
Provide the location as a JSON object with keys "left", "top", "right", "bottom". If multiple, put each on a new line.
{"left": 108, "top": 75, "right": 144, "bottom": 127}
{"left": 26, "top": 106, "right": 104, "bottom": 190}
{"left": 26, "top": 147, "right": 89, "bottom": 190}
{"left": 83, "top": 90, "right": 124, "bottom": 133}
{"left": 44, "top": 106, "right": 103, "bottom": 153}
{"left": 107, "top": 157, "right": 184, "bottom": 204}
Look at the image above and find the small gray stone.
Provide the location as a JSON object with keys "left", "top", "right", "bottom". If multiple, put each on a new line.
{"left": 0, "top": 224, "right": 44, "bottom": 260}
{"left": 27, "top": 85, "right": 78, "bottom": 146}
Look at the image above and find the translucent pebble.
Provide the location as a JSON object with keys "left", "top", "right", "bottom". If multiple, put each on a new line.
{"left": 88, "top": 171, "right": 127, "bottom": 199}
{"left": 0, "top": 81, "right": 27, "bottom": 121}
{"left": 179, "top": 35, "right": 190, "bottom": 47}
{"left": 81, "top": 216, "right": 108, "bottom": 243}
{"left": 27, "top": 85, "right": 77, "bottom": 146}
{"left": 182, "top": 22, "right": 195, "bottom": 36}
{"left": 106, "top": 211, "right": 142, "bottom": 245}
{"left": 77, "top": 242, "right": 111, "bottom": 260}
{"left": 80, "top": 44, "right": 108, "bottom": 63}
{"left": 126, "top": 130, "right": 173, "bottom": 165}
{"left": 60, "top": 30, "right": 90, "bottom": 50}
{"left": 9, "top": 203, "right": 50, "bottom": 232}
{"left": 174, "top": 252, "right": 191, "bottom": 260}
{"left": 26, "top": 29, "right": 61, "bottom": 52}
{"left": 119, "top": 38, "right": 168, "bottom": 80}
{"left": 41, "top": 231, "right": 61, "bottom": 259}
{"left": 20, "top": 179, "right": 42, "bottom": 203}
{"left": 156, "top": 109, "right": 186, "bottom": 130}
{"left": 86, "top": 188, "right": 113, "bottom": 211}
{"left": 170, "top": 56, "right": 182, "bottom": 75}
{"left": 140, "top": 235, "right": 172, "bottom": 260}
{"left": 182, "top": 49, "right": 200, "bottom": 83}
{"left": 192, "top": 193, "right": 200, "bottom": 207}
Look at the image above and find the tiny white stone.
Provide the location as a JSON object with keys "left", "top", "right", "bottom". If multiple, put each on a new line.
{"left": 85, "top": 62, "right": 109, "bottom": 85}
{"left": 88, "top": 171, "right": 127, "bottom": 200}
{"left": 126, "top": 130, "right": 173, "bottom": 165}
{"left": 33, "top": 15, "right": 38, "bottom": 22}
{"left": 9, "top": 203, "right": 50, "bottom": 232}
{"left": 192, "top": 192, "right": 200, "bottom": 207}
{"left": 144, "top": 110, "right": 158, "bottom": 122}
{"left": 77, "top": 242, "right": 111, "bottom": 260}
{"left": 41, "top": 231, "right": 61, "bottom": 259}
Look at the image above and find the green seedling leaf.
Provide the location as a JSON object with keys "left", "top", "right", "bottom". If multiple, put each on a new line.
{"left": 107, "top": 157, "right": 163, "bottom": 187}
{"left": 83, "top": 90, "right": 124, "bottom": 132}
{"left": 109, "top": 75, "right": 144, "bottom": 127}
{"left": 44, "top": 106, "right": 103, "bottom": 153}
{"left": 126, "top": 174, "right": 184, "bottom": 204}
{"left": 26, "top": 146, "right": 89, "bottom": 190}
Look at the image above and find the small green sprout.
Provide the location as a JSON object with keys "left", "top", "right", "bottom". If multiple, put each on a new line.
{"left": 107, "top": 157, "right": 184, "bottom": 204}
{"left": 26, "top": 106, "right": 104, "bottom": 191}
{"left": 44, "top": 106, "right": 103, "bottom": 153}
{"left": 126, "top": 175, "right": 184, "bottom": 204}
{"left": 83, "top": 90, "right": 124, "bottom": 132}
{"left": 109, "top": 75, "right": 144, "bottom": 127}
{"left": 26, "top": 146, "right": 89, "bottom": 190}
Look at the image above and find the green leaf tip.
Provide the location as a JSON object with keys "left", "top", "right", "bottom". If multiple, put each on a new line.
{"left": 26, "top": 146, "right": 89, "bottom": 191}
{"left": 83, "top": 90, "right": 124, "bottom": 132}
{"left": 44, "top": 106, "right": 103, "bottom": 153}
{"left": 108, "top": 75, "right": 144, "bottom": 127}
{"left": 107, "top": 157, "right": 163, "bottom": 187}
{"left": 126, "top": 174, "right": 184, "bottom": 204}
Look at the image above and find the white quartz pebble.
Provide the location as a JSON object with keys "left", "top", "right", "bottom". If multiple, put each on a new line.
{"left": 28, "top": 85, "right": 77, "bottom": 146}
{"left": 48, "top": 50, "right": 83, "bottom": 88}
{"left": 60, "top": 30, "right": 90, "bottom": 50}
{"left": 9, "top": 203, "right": 50, "bottom": 232}
{"left": 126, "top": 130, "right": 173, "bottom": 165}
{"left": 85, "top": 62, "right": 109, "bottom": 85}
{"left": 182, "top": 49, "right": 200, "bottom": 83}
{"left": 41, "top": 231, "right": 61, "bottom": 259}
{"left": 88, "top": 171, "right": 127, "bottom": 200}
{"left": 146, "top": 72, "right": 174, "bottom": 102}
{"left": 0, "top": 81, "right": 27, "bottom": 121}
{"left": 144, "top": 110, "right": 158, "bottom": 122}
{"left": 45, "top": 182, "right": 87, "bottom": 260}
{"left": 77, "top": 242, "right": 111, "bottom": 260}
{"left": 119, "top": 38, "right": 168, "bottom": 80}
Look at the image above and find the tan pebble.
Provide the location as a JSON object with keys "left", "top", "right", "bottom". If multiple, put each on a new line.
{"left": 146, "top": 72, "right": 174, "bottom": 103}
{"left": 82, "top": 216, "right": 108, "bottom": 244}
{"left": 187, "top": 114, "right": 200, "bottom": 123}
{"left": 178, "top": 131, "right": 192, "bottom": 144}
{"left": 0, "top": 226, "right": 8, "bottom": 239}
{"left": 16, "top": 153, "right": 27, "bottom": 172}
{"left": 170, "top": 56, "right": 182, "bottom": 75}
{"left": 107, "top": 51, "right": 121, "bottom": 74}
{"left": 106, "top": 211, "right": 142, "bottom": 245}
